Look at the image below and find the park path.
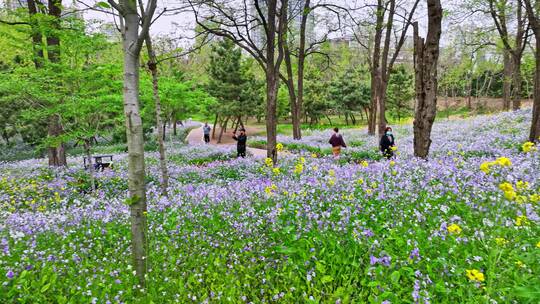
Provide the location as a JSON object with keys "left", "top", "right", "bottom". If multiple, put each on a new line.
{"left": 187, "top": 123, "right": 268, "bottom": 158}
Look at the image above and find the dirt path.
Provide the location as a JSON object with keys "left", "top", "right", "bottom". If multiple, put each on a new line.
{"left": 187, "top": 124, "right": 268, "bottom": 158}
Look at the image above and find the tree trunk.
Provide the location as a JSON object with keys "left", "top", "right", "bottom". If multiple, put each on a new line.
{"left": 122, "top": 6, "right": 148, "bottom": 289}
{"left": 26, "top": 0, "right": 44, "bottom": 68}
{"left": 212, "top": 114, "right": 218, "bottom": 139}
{"left": 84, "top": 139, "right": 95, "bottom": 192}
{"left": 46, "top": 0, "right": 61, "bottom": 63}
{"left": 529, "top": 21, "right": 540, "bottom": 141}
{"left": 217, "top": 117, "right": 228, "bottom": 144}
{"left": 503, "top": 50, "right": 512, "bottom": 110}
{"left": 146, "top": 36, "right": 169, "bottom": 197}
{"left": 377, "top": 81, "right": 388, "bottom": 135}
{"left": 511, "top": 54, "right": 522, "bottom": 110}
{"left": 530, "top": 39, "right": 540, "bottom": 141}
{"left": 412, "top": 0, "right": 442, "bottom": 159}
{"left": 44, "top": 0, "right": 67, "bottom": 167}
{"left": 47, "top": 114, "right": 67, "bottom": 166}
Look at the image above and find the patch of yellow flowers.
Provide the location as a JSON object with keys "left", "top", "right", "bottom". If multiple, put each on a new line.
{"left": 447, "top": 223, "right": 462, "bottom": 235}
{"left": 466, "top": 269, "right": 485, "bottom": 282}
{"left": 265, "top": 184, "right": 278, "bottom": 195}
{"left": 480, "top": 156, "right": 512, "bottom": 173}
{"left": 498, "top": 181, "right": 534, "bottom": 203}
{"left": 522, "top": 141, "right": 536, "bottom": 153}
{"left": 276, "top": 143, "right": 284, "bottom": 152}
{"left": 515, "top": 215, "right": 529, "bottom": 226}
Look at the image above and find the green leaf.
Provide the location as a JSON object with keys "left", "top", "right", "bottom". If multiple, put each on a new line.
{"left": 390, "top": 271, "right": 400, "bottom": 284}
{"left": 321, "top": 275, "right": 333, "bottom": 283}
{"left": 96, "top": 2, "right": 111, "bottom": 8}
{"left": 315, "top": 261, "right": 326, "bottom": 274}
{"left": 40, "top": 283, "right": 51, "bottom": 293}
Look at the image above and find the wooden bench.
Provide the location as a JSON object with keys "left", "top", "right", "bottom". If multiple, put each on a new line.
{"left": 84, "top": 155, "right": 114, "bottom": 171}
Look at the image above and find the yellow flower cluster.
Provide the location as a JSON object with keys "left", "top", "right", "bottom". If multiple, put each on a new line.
{"left": 391, "top": 146, "right": 398, "bottom": 151}
{"left": 328, "top": 169, "right": 335, "bottom": 177}
{"left": 294, "top": 163, "right": 304, "bottom": 174}
{"left": 536, "top": 241, "right": 540, "bottom": 248}
{"left": 499, "top": 181, "right": 532, "bottom": 203}
{"left": 499, "top": 182, "right": 517, "bottom": 201}
{"left": 272, "top": 167, "right": 281, "bottom": 175}
{"left": 276, "top": 143, "right": 284, "bottom": 152}
{"left": 264, "top": 157, "right": 274, "bottom": 167}
{"left": 447, "top": 223, "right": 462, "bottom": 235}
{"left": 495, "top": 237, "right": 508, "bottom": 246}
{"left": 522, "top": 141, "right": 536, "bottom": 153}
{"left": 480, "top": 157, "right": 512, "bottom": 173}
{"left": 515, "top": 215, "right": 528, "bottom": 226}
{"left": 311, "top": 153, "right": 318, "bottom": 158}
{"left": 466, "top": 269, "right": 485, "bottom": 282}
{"left": 360, "top": 160, "right": 368, "bottom": 168}
{"left": 265, "top": 184, "right": 278, "bottom": 195}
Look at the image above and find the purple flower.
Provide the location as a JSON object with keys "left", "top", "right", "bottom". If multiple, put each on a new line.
{"left": 6, "top": 270, "right": 14, "bottom": 279}
{"left": 370, "top": 255, "right": 378, "bottom": 265}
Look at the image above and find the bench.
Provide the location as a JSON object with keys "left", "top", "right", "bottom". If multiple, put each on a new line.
{"left": 84, "top": 155, "right": 114, "bottom": 171}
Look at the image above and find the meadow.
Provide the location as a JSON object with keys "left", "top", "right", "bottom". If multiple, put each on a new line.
{"left": 0, "top": 110, "right": 538, "bottom": 303}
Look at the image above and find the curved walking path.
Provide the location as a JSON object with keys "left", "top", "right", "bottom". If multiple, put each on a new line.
{"left": 187, "top": 123, "right": 268, "bottom": 158}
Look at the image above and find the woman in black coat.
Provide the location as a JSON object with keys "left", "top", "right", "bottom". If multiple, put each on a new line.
{"left": 380, "top": 126, "right": 395, "bottom": 159}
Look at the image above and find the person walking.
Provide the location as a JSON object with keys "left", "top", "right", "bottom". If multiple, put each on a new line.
{"left": 329, "top": 127, "right": 347, "bottom": 158}
{"left": 233, "top": 128, "right": 247, "bottom": 158}
{"left": 380, "top": 126, "right": 396, "bottom": 159}
{"left": 203, "top": 123, "right": 211, "bottom": 144}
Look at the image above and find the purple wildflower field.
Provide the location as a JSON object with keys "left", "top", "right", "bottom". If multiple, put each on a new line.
{"left": 0, "top": 110, "right": 538, "bottom": 303}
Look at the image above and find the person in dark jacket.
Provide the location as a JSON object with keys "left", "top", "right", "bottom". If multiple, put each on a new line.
{"left": 328, "top": 127, "right": 347, "bottom": 158}
{"left": 380, "top": 126, "right": 395, "bottom": 159}
{"left": 233, "top": 128, "right": 247, "bottom": 158}
{"left": 203, "top": 123, "right": 211, "bottom": 144}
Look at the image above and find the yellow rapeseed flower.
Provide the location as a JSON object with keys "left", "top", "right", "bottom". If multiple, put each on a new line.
{"left": 265, "top": 157, "right": 274, "bottom": 167}
{"left": 516, "top": 181, "right": 530, "bottom": 191}
{"left": 495, "top": 157, "right": 512, "bottom": 167}
{"left": 294, "top": 163, "right": 304, "bottom": 174}
{"left": 276, "top": 143, "right": 284, "bottom": 152}
{"left": 515, "top": 261, "right": 525, "bottom": 268}
{"left": 299, "top": 157, "right": 306, "bottom": 164}
{"left": 480, "top": 161, "right": 493, "bottom": 173}
{"left": 522, "top": 141, "right": 536, "bottom": 153}
{"left": 495, "top": 237, "right": 508, "bottom": 246}
{"left": 328, "top": 179, "right": 335, "bottom": 186}
{"left": 530, "top": 194, "right": 540, "bottom": 203}
{"left": 516, "top": 215, "right": 528, "bottom": 226}
{"left": 328, "top": 169, "right": 335, "bottom": 177}
{"left": 357, "top": 178, "right": 364, "bottom": 185}
{"left": 360, "top": 160, "right": 368, "bottom": 167}
{"left": 391, "top": 146, "right": 398, "bottom": 151}
{"left": 466, "top": 269, "right": 485, "bottom": 282}
{"left": 311, "top": 153, "right": 318, "bottom": 158}
{"left": 499, "top": 182, "right": 514, "bottom": 192}
{"left": 504, "top": 190, "right": 517, "bottom": 201}
{"left": 536, "top": 241, "right": 540, "bottom": 248}
{"left": 447, "top": 223, "right": 462, "bottom": 235}
{"left": 272, "top": 167, "right": 281, "bottom": 175}
{"left": 389, "top": 160, "right": 396, "bottom": 167}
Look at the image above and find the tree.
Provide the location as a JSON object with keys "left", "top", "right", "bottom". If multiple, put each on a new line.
{"left": 328, "top": 68, "right": 370, "bottom": 125}
{"left": 487, "top": 0, "right": 528, "bottom": 111}
{"left": 352, "top": 0, "right": 420, "bottom": 136}
{"left": 282, "top": 0, "right": 345, "bottom": 139}
{"left": 106, "top": 0, "right": 158, "bottom": 289}
{"left": 523, "top": 0, "right": 540, "bottom": 142}
{"left": 387, "top": 65, "right": 414, "bottom": 121}
{"left": 413, "top": 0, "right": 443, "bottom": 158}
{"left": 188, "top": 0, "right": 289, "bottom": 162}
{"left": 145, "top": 35, "right": 169, "bottom": 197}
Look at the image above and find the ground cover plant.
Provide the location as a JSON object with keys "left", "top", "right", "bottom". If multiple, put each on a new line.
{"left": 0, "top": 110, "right": 539, "bottom": 303}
